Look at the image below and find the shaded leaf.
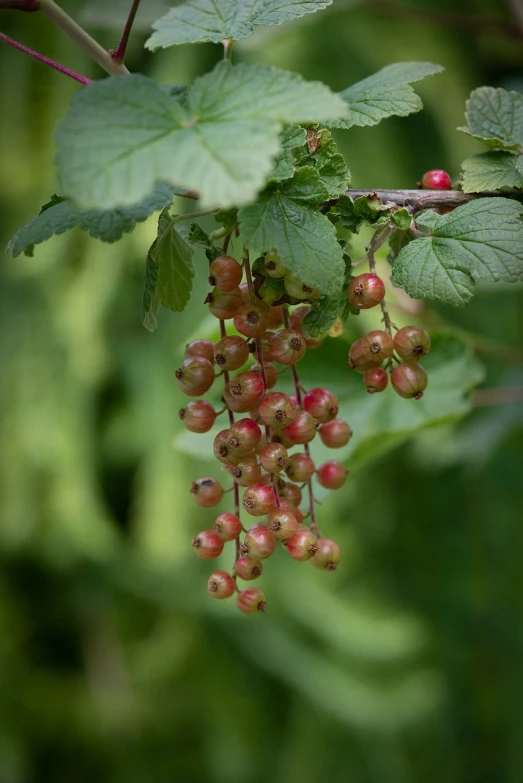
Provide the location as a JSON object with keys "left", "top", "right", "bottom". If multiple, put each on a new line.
{"left": 458, "top": 87, "right": 523, "bottom": 150}
{"left": 461, "top": 151, "right": 523, "bottom": 192}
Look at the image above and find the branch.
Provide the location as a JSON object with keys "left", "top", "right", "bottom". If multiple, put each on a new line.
{"left": 0, "top": 31, "right": 92, "bottom": 83}
{"left": 340, "top": 188, "right": 515, "bottom": 212}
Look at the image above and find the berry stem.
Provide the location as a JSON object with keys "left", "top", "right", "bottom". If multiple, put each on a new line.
{"left": 111, "top": 0, "right": 141, "bottom": 65}
{"left": 368, "top": 226, "right": 394, "bottom": 338}
{"left": 0, "top": 31, "right": 92, "bottom": 83}
{"left": 219, "top": 318, "right": 241, "bottom": 570}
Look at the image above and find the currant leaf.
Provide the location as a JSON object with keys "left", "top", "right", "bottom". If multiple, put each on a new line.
{"left": 56, "top": 64, "right": 348, "bottom": 211}
{"left": 295, "top": 128, "right": 350, "bottom": 198}
{"left": 391, "top": 198, "right": 523, "bottom": 306}
{"left": 458, "top": 87, "right": 523, "bottom": 150}
{"left": 461, "top": 151, "right": 523, "bottom": 192}
{"left": 270, "top": 125, "right": 308, "bottom": 181}
{"left": 301, "top": 255, "right": 353, "bottom": 338}
{"left": 146, "top": 0, "right": 332, "bottom": 49}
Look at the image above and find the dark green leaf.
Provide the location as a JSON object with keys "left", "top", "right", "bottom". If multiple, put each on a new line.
{"left": 295, "top": 128, "right": 350, "bottom": 198}
{"left": 461, "top": 151, "right": 523, "bottom": 193}
{"left": 337, "top": 194, "right": 392, "bottom": 232}
{"left": 458, "top": 87, "right": 523, "bottom": 150}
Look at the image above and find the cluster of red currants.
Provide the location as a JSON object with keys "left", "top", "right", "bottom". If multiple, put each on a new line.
{"left": 346, "top": 273, "right": 431, "bottom": 399}
{"left": 177, "top": 253, "right": 350, "bottom": 614}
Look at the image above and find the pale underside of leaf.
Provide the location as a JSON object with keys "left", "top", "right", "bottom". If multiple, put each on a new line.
{"left": 145, "top": 0, "right": 332, "bottom": 49}
{"left": 461, "top": 151, "right": 523, "bottom": 193}
{"left": 458, "top": 86, "right": 523, "bottom": 150}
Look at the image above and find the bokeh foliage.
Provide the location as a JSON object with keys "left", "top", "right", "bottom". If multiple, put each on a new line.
{"left": 0, "top": 1, "right": 522, "bottom": 781}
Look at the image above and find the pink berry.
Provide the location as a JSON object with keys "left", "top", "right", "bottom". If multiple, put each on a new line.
{"left": 391, "top": 361, "right": 428, "bottom": 399}
{"left": 184, "top": 339, "right": 215, "bottom": 364}
{"left": 227, "top": 418, "right": 262, "bottom": 454}
{"left": 278, "top": 479, "right": 302, "bottom": 507}
{"left": 234, "top": 555, "right": 263, "bottom": 580}
{"left": 347, "top": 338, "right": 382, "bottom": 373}
{"left": 223, "top": 371, "right": 265, "bottom": 413}
{"left": 267, "top": 509, "right": 299, "bottom": 541}
{"left": 279, "top": 500, "right": 304, "bottom": 525}
{"left": 236, "top": 587, "right": 266, "bottom": 614}
{"left": 206, "top": 287, "right": 243, "bottom": 319}
{"left": 289, "top": 305, "right": 310, "bottom": 332}
{"left": 393, "top": 326, "right": 431, "bottom": 361}
{"left": 251, "top": 361, "right": 278, "bottom": 390}
{"left": 258, "top": 392, "right": 297, "bottom": 430}
{"left": 213, "top": 429, "right": 240, "bottom": 465}
{"left": 420, "top": 169, "right": 452, "bottom": 190}
{"left": 208, "top": 255, "right": 243, "bottom": 292}
{"left": 310, "top": 539, "right": 342, "bottom": 571}
{"left": 190, "top": 477, "right": 224, "bottom": 507}
{"left": 365, "top": 330, "right": 394, "bottom": 363}
{"left": 179, "top": 400, "right": 216, "bottom": 433}
{"left": 227, "top": 459, "right": 262, "bottom": 487}
{"left": 283, "top": 411, "right": 317, "bottom": 445}
{"left": 285, "top": 453, "right": 315, "bottom": 482}
{"left": 207, "top": 570, "right": 236, "bottom": 598}
{"left": 175, "top": 356, "right": 215, "bottom": 396}
{"left": 213, "top": 512, "right": 242, "bottom": 541}
{"left": 234, "top": 302, "right": 270, "bottom": 338}
{"left": 287, "top": 529, "right": 318, "bottom": 561}
{"left": 363, "top": 367, "right": 389, "bottom": 394}
{"left": 347, "top": 274, "right": 385, "bottom": 310}
{"left": 316, "top": 460, "right": 349, "bottom": 490}
{"left": 302, "top": 388, "right": 339, "bottom": 423}
{"left": 259, "top": 442, "right": 289, "bottom": 473}
{"left": 214, "top": 335, "right": 250, "bottom": 371}
{"left": 267, "top": 305, "right": 284, "bottom": 330}
{"left": 242, "top": 483, "right": 277, "bottom": 516}
{"left": 319, "top": 419, "right": 351, "bottom": 448}
{"left": 269, "top": 328, "right": 306, "bottom": 365}
{"left": 241, "top": 525, "right": 276, "bottom": 559}
{"left": 192, "top": 530, "right": 224, "bottom": 559}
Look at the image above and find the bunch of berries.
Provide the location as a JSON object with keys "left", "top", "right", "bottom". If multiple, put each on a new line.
{"left": 346, "top": 273, "right": 431, "bottom": 399}
{"left": 177, "top": 253, "right": 349, "bottom": 615}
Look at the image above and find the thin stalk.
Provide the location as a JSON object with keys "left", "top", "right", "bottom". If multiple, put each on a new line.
{"left": 112, "top": 0, "right": 141, "bottom": 64}
{"left": 367, "top": 226, "right": 394, "bottom": 337}
{"left": 172, "top": 209, "right": 217, "bottom": 225}
{"left": 222, "top": 37, "right": 234, "bottom": 60}
{"left": 219, "top": 318, "right": 241, "bottom": 572}
{"left": 0, "top": 31, "right": 92, "bottom": 83}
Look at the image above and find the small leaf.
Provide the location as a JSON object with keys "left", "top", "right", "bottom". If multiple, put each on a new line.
{"left": 213, "top": 208, "right": 238, "bottom": 233}
{"left": 146, "top": 0, "right": 332, "bottom": 49}
{"left": 391, "top": 208, "right": 412, "bottom": 230}
{"left": 141, "top": 242, "right": 162, "bottom": 332}
{"left": 295, "top": 128, "right": 350, "bottom": 198}
{"left": 270, "top": 125, "right": 308, "bottom": 181}
{"left": 458, "top": 87, "right": 523, "bottom": 150}
{"left": 328, "top": 62, "right": 444, "bottom": 130}
{"left": 56, "top": 64, "right": 349, "bottom": 211}
{"left": 188, "top": 222, "right": 222, "bottom": 261}
{"left": 301, "top": 254, "right": 353, "bottom": 338}
{"left": 391, "top": 197, "right": 523, "bottom": 306}
{"left": 461, "top": 151, "right": 523, "bottom": 192}
{"left": 336, "top": 194, "right": 392, "bottom": 232}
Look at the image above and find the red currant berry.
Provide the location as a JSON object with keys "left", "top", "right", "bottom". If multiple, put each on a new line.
{"left": 319, "top": 419, "right": 351, "bottom": 448}
{"left": 241, "top": 524, "right": 276, "bottom": 558}
{"left": 206, "top": 287, "right": 243, "bottom": 320}
{"left": 213, "top": 429, "right": 240, "bottom": 465}
{"left": 365, "top": 330, "right": 394, "bottom": 363}
{"left": 347, "top": 338, "right": 382, "bottom": 373}
{"left": 208, "top": 255, "right": 243, "bottom": 292}
{"left": 234, "top": 302, "right": 270, "bottom": 339}
{"left": 175, "top": 356, "right": 215, "bottom": 396}
{"left": 267, "top": 509, "right": 299, "bottom": 541}
{"left": 310, "top": 539, "right": 342, "bottom": 571}
{"left": 391, "top": 361, "right": 428, "bottom": 399}
{"left": 251, "top": 362, "right": 278, "bottom": 390}
{"left": 236, "top": 587, "right": 266, "bottom": 614}
{"left": 363, "top": 367, "right": 389, "bottom": 394}
{"left": 285, "top": 453, "right": 315, "bottom": 482}
{"left": 259, "top": 442, "right": 289, "bottom": 473}
{"left": 278, "top": 479, "right": 302, "bottom": 507}
{"left": 234, "top": 555, "right": 263, "bottom": 580}
{"left": 242, "top": 483, "right": 277, "bottom": 517}
{"left": 227, "top": 459, "right": 262, "bottom": 487}
{"left": 213, "top": 512, "right": 242, "bottom": 541}
{"left": 253, "top": 332, "right": 275, "bottom": 362}
{"left": 279, "top": 500, "right": 304, "bottom": 525}
{"left": 393, "top": 326, "right": 431, "bottom": 361}
{"left": 190, "top": 477, "right": 224, "bottom": 507}
{"left": 179, "top": 400, "right": 216, "bottom": 433}
{"left": 316, "top": 460, "right": 349, "bottom": 490}
{"left": 302, "top": 388, "right": 339, "bottom": 423}
{"left": 283, "top": 410, "right": 317, "bottom": 445}
{"left": 228, "top": 418, "right": 262, "bottom": 454}
{"left": 347, "top": 274, "right": 385, "bottom": 309}
{"left": 214, "top": 335, "right": 249, "bottom": 371}
{"left": 184, "top": 339, "right": 215, "bottom": 364}
{"left": 267, "top": 305, "right": 284, "bottom": 330}
{"left": 289, "top": 305, "right": 310, "bottom": 332}
{"left": 420, "top": 169, "right": 452, "bottom": 190}
{"left": 207, "top": 571, "right": 236, "bottom": 598}
{"left": 269, "top": 329, "right": 306, "bottom": 365}
{"left": 223, "top": 371, "right": 265, "bottom": 413}
{"left": 287, "top": 529, "right": 318, "bottom": 561}
{"left": 192, "top": 529, "right": 224, "bottom": 559}
{"left": 258, "top": 392, "right": 297, "bottom": 430}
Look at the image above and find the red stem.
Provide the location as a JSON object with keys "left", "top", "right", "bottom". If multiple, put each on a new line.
{"left": 111, "top": 0, "right": 141, "bottom": 64}
{"left": 0, "top": 31, "right": 92, "bottom": 83}
{"left": 220, "top": 318, "right": 241, "bottom": 568}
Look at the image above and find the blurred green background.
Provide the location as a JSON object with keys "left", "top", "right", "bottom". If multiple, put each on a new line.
{"left": 1, "top": 1, "right": 523, "bottom": 781}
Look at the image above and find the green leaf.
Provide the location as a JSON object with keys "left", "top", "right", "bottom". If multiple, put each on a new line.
{"left": 391, "top": 197, "right": 523, "bottom": 306}
{"left": 141, "top": 209, "right": 195, "bottom": 330}
{"left": 458, "top": 87, "right": 523, "bottom": 150}
{"left": 146, "top": 0, "right": 332, "bottom": 49}
{"left": 6, "top": 182, "right": 175, "bottom": 258}
{"left": 328, "top": 62, "right": 444, "bottom": 130}
{"left": 336, "top": 194, "right": 392, "bottom": 232}
{"left": 56, "top": 63, "right": 349, "bottom": 211}
{"left": 239, "top": 169, "right": 344, "bottom": 295}
{"left": 461, "top": 151, "right": 523, "bottom": 192}
{"left": 213, "top": 208, "right": 238, "bottom": 233}
{"left": 301, "top": 254, "right": 353, "bottom": 338}
{"left": 188, "top": 222, "right": 222, "bottom": 261}
{"left": 295, "top": 128, "right": 350, "bottom": 198}
{"left": 517, "top": 156, "right": 523, "bottom": 176}
{"left": 391, "top": 208, "right": 412, "bottom": 231}
{"left": 270, "top": 125, "right": 308, "bottom": 181}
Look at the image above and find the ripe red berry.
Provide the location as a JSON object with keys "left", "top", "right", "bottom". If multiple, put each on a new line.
{"left": 190, "top": 477, "right": 224, "bottom": 507}
{"left": 228, "top": 418, "right": 262, "bottom": 454}
{"left": 258, "top": 392, "right": 297, "bottom": 429}
{"left": 310, "top": 539, "right": 342, "bottom": 571}
{"left": 267, "top": 509, "right": 299, "bottom": 541}
{"left": 234, "top": 302, "right": 270, "bottom": 338}
{"left": 393, "top": 326, "right": 431, "bottom": 361}
{"left": 267, "top": 305, "right": 284, "bottom": 330}
{"left": 206, "top": 287, "right": 243, "bottom": 319}
{"left": 287, "top": 529, "right": 318, "bottom": 561}
{"left": 214, "top": 335, "right": 250, "bottom": 371}
{"left": 234, "top": 555, "right": 263, "bottom": 580}
{"left": 347, "top": 274, "right": 385, "bottom": 309}
{"left": 208, "top": 255, "right": 243, "bottom": 292}
{"left": 347, "top": 338, "right": 382, "bottom": 373}
{"left": 175, "top": 356, "right": 215, "bottom": 396}
{"left": 285, "top": 453, "right": 315, "bottom": 482}
{"left": 251, "top": 361, "right": 278, "bottom": 390}
{"left": 179, "top": 400, "right": 216, "bottom": 433}
{"left": 213, "top": 512, "right": 243, "bottom": 541}
{"left": 289, "top": 305, "right": 310, "bottom": 332}
{"left": 319, "top": 419, "right": 352, "bottom": 448}
{"left": 365, "top": 330, "right": 394, "bottom": 363}
{"left": 363, "top": 367, "right": 389, "bottom": 393}
{"left": 269, "top": 329, "right": 306, "bottom": 365}
{"left": 241, "top": 524, "right": 276, "bottom": 558}
{"left": 316, "top": 460, "right": 349, "bottom": 490}
{"left": 227, "top": 459, "right": 262, "bottom": 487}
{"left": 278, "top": 479, "right": 302, "bottom": 507}
{"left": 185, "top": 339, "right": 215, "bottom": 364}
{"left": 259, "top": 442, "right": 289, "bottom": 473}
{"left": 213, "top": 429, "right": 240, "bottom": 465}
{"left": 192, "top": 529, "right": 224, "bottom": 559}
{"left": 391, "top": 361, "right": 428, "bottom": 399}
{"left": 302, "top": 387, "right": 339, "bottom": 423}
{"left": 236, "top": 587, "right": 266, "bottom": 614}
{"left": 420, "top": 169, "right": 452, "bottom": 190}
{"left": 279, "top": 499, "right": 304, "bottom": 525}
{"left": 242, "top": 483, "right": 277, "bottom": 516}
{"left": 223, "top": 371, "right": 265, "bottom": 413}
{"left": 283, "top": 410, "right": 317, "bottom": 445}
{"left": 207, "top": 571, "right": 236, "bottom": 598}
